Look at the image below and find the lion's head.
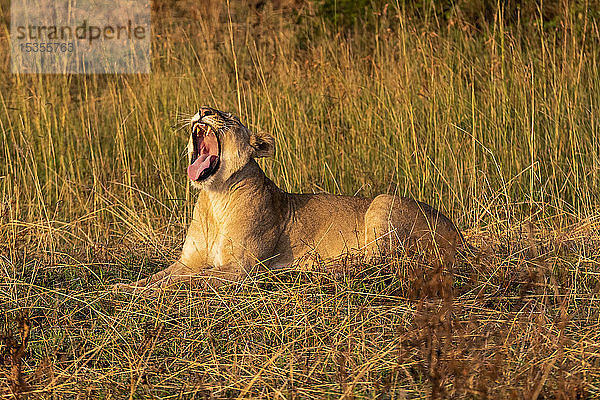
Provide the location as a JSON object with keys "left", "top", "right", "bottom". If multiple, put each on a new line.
{"left": 187, "top": 107, "right": 274, "bottom": 189}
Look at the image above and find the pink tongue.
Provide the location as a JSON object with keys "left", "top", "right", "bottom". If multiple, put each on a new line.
{"left": 187, "top": 154, "right": 215, "bottom": 180}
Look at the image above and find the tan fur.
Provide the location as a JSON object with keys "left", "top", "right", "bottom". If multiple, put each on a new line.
{"left": 114, "top": 107, "right": 463, "bottom": 293}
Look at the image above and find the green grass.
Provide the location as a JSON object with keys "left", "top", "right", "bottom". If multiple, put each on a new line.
{"left": 1, "top": 1, "right": 600, "bottom": 398}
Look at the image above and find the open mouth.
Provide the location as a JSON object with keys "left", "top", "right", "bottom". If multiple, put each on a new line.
{"left": 187, "top": 122, "right": 220, "bottom": 181}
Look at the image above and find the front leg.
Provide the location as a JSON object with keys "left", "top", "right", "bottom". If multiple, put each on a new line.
{"left": 111, "top": 239, "right": 254, "bottom": 295}
{"left": 112, "top": 260, "right": 197, "bottom": 294}
{"left": 112, "top": 260, "right": 251, "bottom": 294}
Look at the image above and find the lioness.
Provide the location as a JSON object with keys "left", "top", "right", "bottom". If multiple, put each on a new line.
{"left": 115, "top": 107, "right": 464, "bottom": 292}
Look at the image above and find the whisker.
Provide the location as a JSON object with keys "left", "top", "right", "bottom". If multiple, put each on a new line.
{"left": 171, "top": 112, "right": 194, "bottom": 124}
{"left": 171, "top": 124, "right": 189, "bottom": 133}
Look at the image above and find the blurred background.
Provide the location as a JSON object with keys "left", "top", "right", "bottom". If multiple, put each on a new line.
{"left": 2, "top": 0, "right": 600, "bottom": 258}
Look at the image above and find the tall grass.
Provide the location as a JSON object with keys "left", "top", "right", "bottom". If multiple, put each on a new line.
{"left": 1, "top": 1, "right": 599, "bottom": 398}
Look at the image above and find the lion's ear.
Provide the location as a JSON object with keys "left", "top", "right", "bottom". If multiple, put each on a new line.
{"left": 249, "top": 131, "right": 275, "bottom": 158}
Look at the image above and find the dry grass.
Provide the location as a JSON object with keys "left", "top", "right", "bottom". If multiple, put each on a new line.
{"left": 1, "top": 0, "right": 600, "bottom": 398}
